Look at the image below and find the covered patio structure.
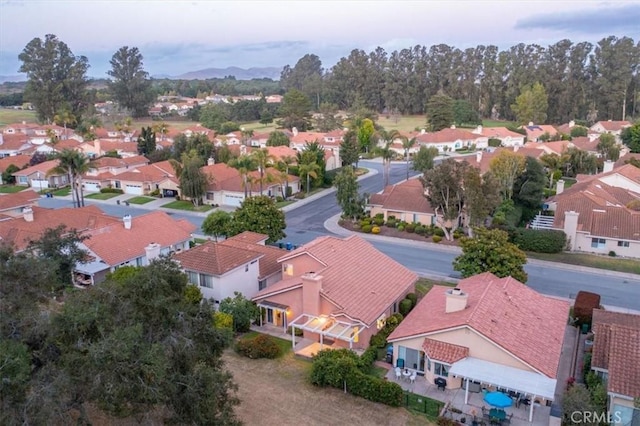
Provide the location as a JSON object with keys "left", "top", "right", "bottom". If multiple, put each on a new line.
{"left": 256, "top": 300, "right": 290, "bottom": 334}
{"left": 450, "top": 357, "right": 556, "bottom": 422}
{"left": 288, "top": 313, "right": 365, "bottom": 351}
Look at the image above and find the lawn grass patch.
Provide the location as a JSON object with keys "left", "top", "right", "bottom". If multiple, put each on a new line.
{"left": 275, "top": 200, "right": 295, "bottom": 208}
{"left": 481, "top": 119, "right": 515, "bottom": 128}
{"left": 126, "top": 196, "right": 155, "bottom": 205}
{"left": 415, "top": 277, "right": 456, "bottom": 299}
{"left": 238, "top": 331, "right": 291, "bottom": 357}
{"left": 0, "top": 109, "right": 37, "bottom": 126}
{"left": 527, "top": 252, "right": 640, "bottom": 275}
{"left": 51, "top": 187, "right": 71, "bottom": 196}
{"left": 193, "top": 237, "right": 208, "bottom": 245}
{"left": 85, "top": 192, "right": 120, "bottom": 200}
{"left": 0, "top": 185, "right": 27, "bottom": 193}
{"left": 161, "top": 200, "right": 213, "bottom": 212}
{"left": 403, "top": 391, "right": 444, "bottom": 421}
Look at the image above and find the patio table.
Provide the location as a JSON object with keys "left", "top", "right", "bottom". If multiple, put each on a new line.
{"left": 402, "top": 369, "right": 412, "bottom": 381}
{"left": 489, "top": 409, "right": 507, "bottom": 421}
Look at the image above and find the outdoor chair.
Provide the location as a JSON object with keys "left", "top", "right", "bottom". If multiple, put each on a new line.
{"left": 409, "top": 373, "right": 416, "bottom": 384}
{"left": 395, "top": 367, "right": 402, "bottom": 381}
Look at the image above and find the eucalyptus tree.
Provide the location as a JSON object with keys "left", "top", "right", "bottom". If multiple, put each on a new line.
{"left": 108, "top": 46, "right": 155, "bottom": 117}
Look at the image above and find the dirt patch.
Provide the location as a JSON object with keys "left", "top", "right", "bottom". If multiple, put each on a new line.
{"left": 224, "top": 350, "right": 432, "bottom": 426}
{"left": 339, "top": 220, "right": 460, "bottom": 248}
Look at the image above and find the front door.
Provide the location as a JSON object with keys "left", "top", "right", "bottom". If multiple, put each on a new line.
{"left": 267, "top": 308, "right": 274, "bottom": 324}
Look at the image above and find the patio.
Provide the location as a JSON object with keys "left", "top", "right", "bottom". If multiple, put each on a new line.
{"left": 385, "top": 370, "right": 551, "bottom": 426}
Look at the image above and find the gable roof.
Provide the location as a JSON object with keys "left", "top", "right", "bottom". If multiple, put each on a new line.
{"left": 416, "top": 128, "right": 484, "bottom": 144}
{"left": 89, "top": 155, "right": 149, "bottom": 169}
{"left": 368, "top": 178, "right": 434, "bottom": 214}
{"left": 12, "top": 159, "right": 61, "bottom": 176}
{"left": 592, "top": 121, "right": 631, "bottom": 132}
{"left": 422, "top": 338, "right": 469, "bottom": 364}
{"left": 254, "top": 235, "right": 418, "bottom": 325}
{"left": 82, "top": 211, "right": 196, "bottom": 266}
{"left": 388, "top": 272, "right": 569, "bottom": 378}
{"left": 0, "top": 155, "right": 31, "bottom": 172}
{"left": 220, "top": 232, "right": 286, "bottom": 278}
{"left": 481, "top": 127, "right": 525, "bottom": 140}
{"left": 173, "top": 240, "right": 263, "bottom": 276}
{"left": 0, "top": 189, "right": 39, "bottom": 212}
{"left": 591, "top": 309, "right": 640, "bottom": 398}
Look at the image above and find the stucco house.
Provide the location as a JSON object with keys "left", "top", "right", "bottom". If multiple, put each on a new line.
{"left": 415, "top": 127, "right": 489, "bottom": 153}
{"left": 388, "top": 272, "right": 569, "bottom": 422}
{"left": 0, "top": 155, "right": 31, "bottom": 184}
{"left": 479, "top": 126, "right": 526, "bottom": 147}
{"left": 252, "top": 235, "right": 418, "bottom": 352}
{"left": 589, "top": 120, "right": 631, "bottom": 143}
{"left": 368, "top": 178, "right": 436, "bottom": 225}
{"left": 591, "top": 309, "right": 640, "bottom": 426}
{"left": 12, "top": 159, "right": 69, "bottom": 190}
{"left": 521, "top": 123, "right": 558, "bottom": 142}
{"left": 172, "top": 231, "right": 285, "bottom": 304}
{"left": 0, "top": 189, "right": 39, "bottom": 218}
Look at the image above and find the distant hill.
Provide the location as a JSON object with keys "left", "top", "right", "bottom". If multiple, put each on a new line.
{"left": 0, "top": 75, "right": 27, "bottom": 84}
{"left": 173, "top": 66, "right": 282, "bottom": 80}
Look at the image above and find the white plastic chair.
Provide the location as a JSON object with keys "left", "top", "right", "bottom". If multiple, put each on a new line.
{"left": 409, "top": 373, "right": 417, "bottom": 384}
{"left": 395, "top": 367, "right": 402, "bottom": 381}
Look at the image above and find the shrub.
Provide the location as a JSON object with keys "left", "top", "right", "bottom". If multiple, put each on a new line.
{"left": 235, "top": 334, "right": 282, "bottom": 359}
{"left": 286, "top": 326, "right": 303, "bottom": 337}
{"left": 213, "top": 312, "right": 233, "bottom": 330}
{"left": 294, "top": 192, "right": 306, "bottom": 199}
{"left": 415, "top": 225, "right": 425, "bottom": 235}
{"left": 359, "top": 219, "right": 371, "bottom": 228}
{"left": 371, "top": 226, "right": 381, "bottom": 234}
{"left": 433, "top": 227, "right": 445, "bottom": 237}
{"left": 369, "top": 332, "right": 387, "bottom": 349}
{"left": 406, "top": 293, "right": 417, "bottom": 308}
{"left": 100, "top": 187, "right": 124, "bottom": 194}
{"left": 488, "top": 138, "right": 502, "bottom": 147}
{"left": 405, "top": 223, "right": 415, "bottom": 233}
{"left": 511, "top": 228, "right": 566, "bottom": 253}
{"left": 149, "top": 189, "right": 160, "bottom": 197}
{"left": 574, "top": 291, "right": 601, "bottom": 329}
{"left": 275, "top": 196, "right": 284, "bottom": 202}
{"left": 432, "top": 235, "right": 442, "bottom": 243}
{"left": 452, "top": 228, "right": 465, "bottom": 239}
{"left": 608, "top": 251, "right": 616, "bottom": 257}
{"left": 397, "top": 225, "right": 405, "bottom": 232}
{"left": 358, "top": 346, "right": 378, "bottom": 370}
{"left": 373, "top": 217, "right": 385, "bottom": 226}
{"left": 362, "top": 224, "right": 372, "bottom": 233}
{"left": 399, "top": 298, "right": 413, "bottom": 316}
{"left": 386, "top": 219, "right": 396, "bottom": 228}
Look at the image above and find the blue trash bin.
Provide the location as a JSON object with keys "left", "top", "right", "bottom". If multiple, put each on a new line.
{"left": 286, "top": 242, "right": 293, "bottom": 250}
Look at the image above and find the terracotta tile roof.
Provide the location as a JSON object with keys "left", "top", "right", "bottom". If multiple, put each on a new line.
{"left": 226, "top": 231, "right": 269, "bottom": 245}
{"left": 113, "top": 161, "right": 177, "bottom": 184}
{"left": 266, "top": 146, "right": 297, "bottom": 162}
{"left": 422, "top": 338, "right": 469, "bottom": 363}
{"left": 591, "top": 309, "right": 640, "bottom": 398}
{"left": 615, "top": 153, "right": 640, "bottom": 168}
{"left": 0, "top": 189, "right": 39, "bottom": 212}
{"left": 221, "top": 232, "right": 286, "bottom": 278}
{"left": 593, "top": 120, "right": 631, "bottom": 132}
{"left": 12, "top": 159, "right": 61, "bottom": 176}
{"left": 255, "top": 235, "right": 418, "bottom": 325}
{"left": 388, "top": 272, "right": 570, "bottom": 378}
{"left": 416, "top": 128, "right": 483, "bottom": 144}
{"left": 98, "top": 140, "right": 139, "bottom": 154}
{"left": 522, "top": 124, "right": 558, "bottom": 140}
{"left": 0, "top": 133, "right": 32, "bottom": 151}
{"left": 569, "top": 136, "right": 599, "bottom": 152}
{"left": 368, "top": 178, "right": 434, "bottom": 214}
{"left": 290, "top": 132, "right": 325, "bottom": 144}
{"left": 53, "top": 139, "right": 82, "bottom": 150}
{"left": 89, "top": 155, "right": 149, "bottom": 169}
{"left": 0, "top": 155, "right": 31, "bottom": 172}
{"left": 173, "top": 240, "right": 262, "bottom": 276}
{"left": 0, "top": 205, "right": 120, "bottom": 251}
{"left": 481, "top": 127, "right": 525, "bottom": 139}
{"left": 83, "top": 211, "right": 196, "bottom": 266}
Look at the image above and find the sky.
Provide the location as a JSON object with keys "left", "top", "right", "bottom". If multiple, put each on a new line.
{"left": 1, "top": 0, "right": 639, "bottom": 79}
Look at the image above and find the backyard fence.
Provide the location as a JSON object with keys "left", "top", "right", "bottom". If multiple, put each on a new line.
{"left": 403, "top": 392, "right": 443, "bottom": 419}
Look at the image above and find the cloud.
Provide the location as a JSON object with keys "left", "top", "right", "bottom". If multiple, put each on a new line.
{"left": 515, "top": 4, "right": 640, "bottom": 34}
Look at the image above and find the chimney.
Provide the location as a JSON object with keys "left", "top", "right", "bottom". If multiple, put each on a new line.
{"left": 301, "top": 272, "right": 322, "bottom": 316}
{"left": 445, "top": 288, "right": 468, "bottom": 313}
{"left": 569, "top": 120, "right": 575, "bottom": 128}
{"left": 450, "top": 124, "right": 456, "bottom": 129}
{"left": 421, "top": 128, "right": 426, "bottom": 134}
{"left": 292, "top": 127, "right": 299, "bottom": 136}
{"left": 23, "top": 206, "right": 34, "bottom": 222}
{"left": 563, "top": 211, "right": 580, "bottom": 251}
{"left": 513, "top": 144, "right": 520, "bottom": 152}
{"left": 145, "top": 242, "right": 161, "bottom": 264}
{"left": 603, "top": 160, "right": 614, "bottom": 173}
{"left": 207, "top": 157, "right": 215, "bottom": 166}
{"left": 528, "top": 122, "right": 534, "bottom": 127}
{"left": 473, "top": 125, "right": 483, "bottom": 135}
{"left": 94, "top": 139, "right": 101, "bottom": 155}
{"left": 476, "top": 151, "right": 482, "bottom": 163}
{"left": 123, "top": 214, "right": 132, "bottom": 230}
{"left": 556, "top": 179, "right": 565, "bottom": 195}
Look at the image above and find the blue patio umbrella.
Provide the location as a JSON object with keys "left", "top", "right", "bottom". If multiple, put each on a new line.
{"left": 483, "top": 391, "right": 513, "bottom": 408}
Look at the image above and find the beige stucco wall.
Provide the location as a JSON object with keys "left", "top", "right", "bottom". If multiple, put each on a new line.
{"left": 282, "top": 253, "right": 325, "bottom": 278}
{"left": 572, "top": 232, "right": 640, "bottom": 259}
{"left": 370, "top": 207, "right": 435, "bottom": 226}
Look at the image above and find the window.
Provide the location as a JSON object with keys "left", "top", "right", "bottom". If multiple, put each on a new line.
{"left": 618, "top": 240, "right": 630, "bottom": 248}
{"left": 591, "top": 238, "right": 606, "bottom": 249}
{"left": 398, "top": 346, "right": 425, "bottom": 372}
{"left": 136, "top": 257, "right": 143, "bottom": 267}
{"left": 392, "top": 302, "right": 398, "bottom": 313}
{"left": 434, "top": 362, "right": 449, "bottom": 377}
{"left": 187, "top": 271, "right": 198, "bottom": 285}
{"left": 376, "top": 314, "right": 386, "bottom": 330}
{"left": 199, "top": 274, "right": 213, "bottom": 289}
{"left": 258, "top": 279, "right": 267, "bottom": 291}
{"left": 19, "top": 176, "right": 28, "bottom": 184}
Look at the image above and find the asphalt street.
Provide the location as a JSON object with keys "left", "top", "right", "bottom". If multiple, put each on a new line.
{"left": 38, "top": 159, "right": 640, "bottom": 311}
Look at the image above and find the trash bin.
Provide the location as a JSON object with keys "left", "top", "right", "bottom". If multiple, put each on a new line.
{"left": 286, "top": 242, "right": 293, "bottom": 250}
{"left": 581, "top": 323, "right": 589, "bottom": 334}
{"left": 278, "top": 242, "right": 284, "bottom": 249}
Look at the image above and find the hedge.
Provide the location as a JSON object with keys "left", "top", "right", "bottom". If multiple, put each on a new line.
{"left": 100, "top": 187, "right": 124, "bottom": 194}
{"left": 574, "top": 291, "right": 601, "bottom": 329}
{"left": 235, "top": 334, "right": 282, "bottom": 359}
{"left": 399, "top": 298, "right": 413, "bottom": 316}
{"left": 511, "top": 228, "right": 566, "bottom": 253}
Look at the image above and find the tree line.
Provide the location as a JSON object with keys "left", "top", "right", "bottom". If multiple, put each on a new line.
{"left": 281, "top": 37, "right": 640, "bottom": 124}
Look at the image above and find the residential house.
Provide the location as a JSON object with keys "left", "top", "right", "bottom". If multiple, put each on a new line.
{"left": 591, "top": 309, "right": 640, "bottom": 426}
{"left": 79, "top": 139, "right": 139, "bottom": 158}
{"left": 289, "top": 130, "right": 342, "bottom": 170}
{"left": 521, "top": 123, "right": 558, "bottom": 142}
{"left": 173, "top": 231, "right": 285, "bottom": 304}
{"left": 478, "top": 126, "right": 526, "bottom": 147}
{"left": 368, "top": 178, "right": 436, "bottom": 226}
{"left": 252, "top": 235, "right": 418, "bottom": 352}
{"left": 523, "top": 140, "right": 571, "bottom": 156}
{"left": 548, "top": 164, "right": 640, "bottom": 258}
{"left": 460, "top": 146, "right": 543, "bottom": 176}
{"left": 103, "top": 161, "right": 179, "bottom": 196}
{"left": 74, "top": 211, "right": 196, "bottom": 286}
{"left": 569, "top": 136, "right": 601, "bottom": 157}
{"left": 615, "top": 152, "right": 640, "bottom": 168}
{"left": 12, "top": 159, "right": 68, "bottom": 190}
{"left": 93, "top": 127, "right": 137, "bottom": 142}
{"left": 266, "top": 145, "right": 298, "bottom": 164}
{"left": 0, "top": 189, "right": 39, "bottom": 219}
{"left": 266, "top": 95, "right": 283, "bottom": 103}
{"left": 0, "top": 155, "right": 31, "bottom": 184}
{"left": 415, "top": 127, "right": 488, "bottom": 153}
{"left": 388, "top": 272, "right": 569, "bottom": 422}
{"left": 589, "top": 120, "right": 631, "bottom": 143}
{"left": 1, "top": 121, "right": 39, "bottom": 136}
{"left": 0, "top": 133, "right": 33, "bottom": 157}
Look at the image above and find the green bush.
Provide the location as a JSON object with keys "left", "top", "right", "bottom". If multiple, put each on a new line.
{"left": 294, "top": 192, "right": 306, "bottom": 199}
{"left": 406, "top": 293, "right": 417, "bottom": 308}
{"left": 235, "top": 334, "right": 282, "bottom": 359}
{"left": 149, "top": 189, "right": 160, "bottom": 197}
{"left": 386, "top": 219, "right": 396, "bottom": 228}
{"left": 359, "top": 219, "right": 371, "bottom": 228}
{"left": 452, "top": 228, "right": 465, "bottom": 239}
{"left": 373, "top": 217, "right": 385, "bottom": 226}
{"left": 286, "top": 326, "right": 303, "bottom": 337}
{"left": 608, "top": 251, "right": 616, "bottom": 257}
{"left": 371, "top": 226, "right": 381, "bottom": 234}
{"left": 405, "top": 223, "right": 415, "bottom": 233}
{"left": 414, "top": 225, "right": 425, "bottom": 235}
{"left": 369, "top": 332, "right": 387, "bottom": 349}
{"left": 362, "top": 224, "right": 372, "bottom": 233}
{"left": 511, "top": 228, "right": 566, "bottom": 253}
{"left": 399, "top": 298, "right": 413, "bottom": 316}
{"left": 358, "top": 346, "right": 378, "bottom": 370}
{"left": 100, "top": 187, "right": 124, "bottom": 194}
{"left": 347, "top": 373, "right": 403, "bottom": 407}
{"left": 397, "top": 225, "right": 405, "bottom": 232}
{"left": 433, "top": 227, "right": 445, "bottom": 237}
{"left": 432, "top": 235, "right": 442, "bottom": 243}
{"left": 488, "top": 138, "right": 502, "bottom": 147}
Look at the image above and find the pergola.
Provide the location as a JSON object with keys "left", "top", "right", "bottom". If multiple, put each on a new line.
{"left": 289, "top": 313, "right": 365, "bottom": 350}
{"left": 256, "top": 301, "right": 290, "bottom": 333}
{"left": 450, "top": 357, "right": 557, "bottom": 422}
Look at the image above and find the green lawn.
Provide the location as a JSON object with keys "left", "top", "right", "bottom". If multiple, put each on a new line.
{"left": 0, "top": 109, "right": 37, "bottom": 126}
{"left": 527, "top": 252, "right": 640, "bottom": 275}
{"left": 275, "top": 200, "right": 295, "bottom": 208}
{"left": 85, "top": 192, "right": 120, "bottom": 200}
{"left": 51, "top": 187, "right": 71, "bottom": 196}
{"left": 193, "top": 237, "right": 209, "bottom": 245}
{"left": 161, "top": 200, "right": 213, "bottom": 212}
{"left": 239, "top": 331, "right": 292, "bottom": 356}
{"left": 126, "top": 196, "right": 155, "bottom": 205}
{"left": 415, "top": 277, "right": 457, "bottom": 299}
{"left": 0, "top": 185, "right": 26, "bottom": 193}
{"left": 481, "top": 119, "right": 515, "bottom": 128}
{"left": 403, "top": 392, "right": 444, "bottom": 421}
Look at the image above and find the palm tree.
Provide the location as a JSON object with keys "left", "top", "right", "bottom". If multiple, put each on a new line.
{"left": 402, "top": 136, "right": 417, "bottom": 180}
{"left": 540, "top": 153, "right": 562, "bottom": 188}
{"left": 376, "top": 142, "right": 395, "bottom": 187}
{"left": 53, "top": 110, "right": 76, "bottom": 138}
{"left": 152, "top": 122, "right": 169, "bottom": 141}
{"left": 251, "top": 148, "right": 275, "bottom": 195}
{"left": 229, "top": 156, "right": 257, "bottom": 198}
{"left": 298, "top": 161, "right": 320, "bottom": 194}
{"left": 49, "top": 149, "right": 89, "bottom": 208}
{"left": 241, "top": 129, "right": 254, "bottom": 147}
{"left": 277, "top": 155, "right": 297, "bottom": 198}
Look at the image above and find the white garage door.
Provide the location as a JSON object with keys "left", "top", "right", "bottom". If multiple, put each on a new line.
{"left": 125, "top": 184, "right": 143, "bottom": 195}
{"left": 84, "top": 183, "right": 100, "bottom": 192}
{"left": 224, "top": 194, "right": 244, "bottom": 207}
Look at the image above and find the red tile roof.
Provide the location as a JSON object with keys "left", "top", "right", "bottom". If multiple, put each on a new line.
{"left": 0, "top": 155, "right": 31, "bottom": 172}
{"left": 481, "top": 127, "right": 525, "bottom": 140}
{"left": 83, "top": 211, "right": 196, "bottom": 266}
{"left": 226, "top": 231, "right": 268, "bottom": 245}
{"left": 0, "top": 134, "right": 32, "bottom": 151}
{"left": 422, "top": 338, "right": 469, "bottom": 363}
{"left": 89, "top": 155, "right": 149, "bottom": 169}
{"left": 0, "top": 189, "right": 39, "bottom": 212}
{"left": 173, "top": 240, "right": 263, "bottom": 276}
{"left": 254, "top": 235, "right": 418, "bottom": 325}
{"left": 369, "top": 178, "right": 434, "bottom": 214}
{"left": 388, "top": 272, "right": 570, "bottom": 378}
{"left": 591, "top": 309, "right": 640, "bottom": 398}
{"left": 593, "top": 120, "right": 631, "bottom": 132}
{"left": 12, "top": 159, "right": 61, "bottom": 176}
{"left": 221, "top": 232, "right": 286, "bottom": 278}
{"left": 416, "top": 128, "right": 483, "bottom": 144}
